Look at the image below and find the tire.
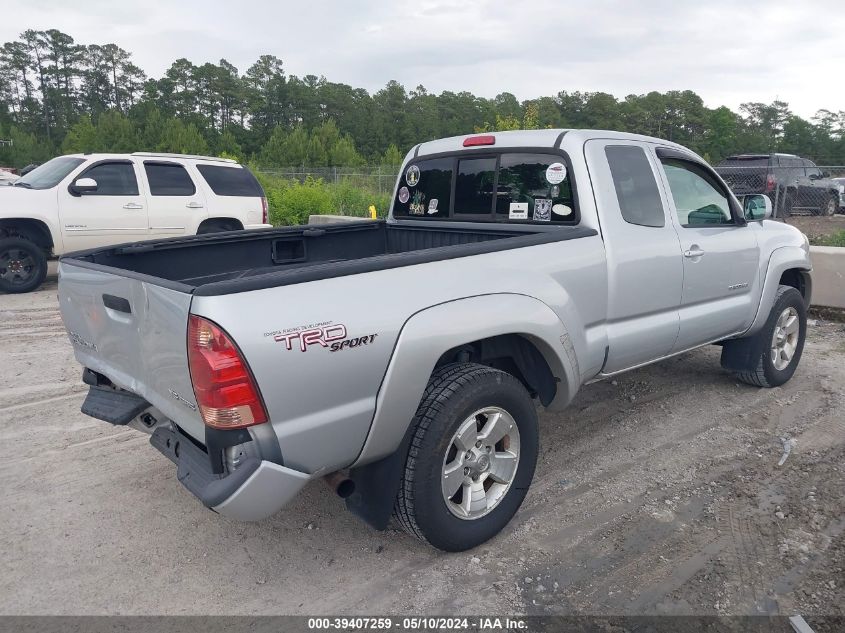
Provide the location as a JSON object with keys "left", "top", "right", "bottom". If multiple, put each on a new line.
{"left": 0, "top": 237, "right": 48, "bottom": 294}
{"left": 821, "top": 194, "right": 838, "bottom": 217}
{"left": 728, "top": 285, "right": 806, "bottom": 388}
{"left": 393, "top": 363, "right": 539, "bottom": 552}
{"left": 780, "top": 192, "right": 794, "bottom": 217}
{"left": 197, "top": 220, "right": 239, "bottom": 234}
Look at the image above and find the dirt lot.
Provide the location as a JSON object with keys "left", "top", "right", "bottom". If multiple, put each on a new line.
{"left": 1, "top": 274, "right": 843, "bottom": 617}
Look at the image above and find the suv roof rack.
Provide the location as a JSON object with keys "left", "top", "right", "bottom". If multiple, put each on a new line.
{"left": 130, "top": 152, "right": 238, "bottom": 164}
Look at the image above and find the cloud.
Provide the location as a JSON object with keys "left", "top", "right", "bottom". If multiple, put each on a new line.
{"left": 1, "top": 0, "right": 843, "bottom": 118}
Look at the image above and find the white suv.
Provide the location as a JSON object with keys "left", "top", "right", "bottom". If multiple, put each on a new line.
{"left": 0, "top": 152, "right": 271, "bottom": 293}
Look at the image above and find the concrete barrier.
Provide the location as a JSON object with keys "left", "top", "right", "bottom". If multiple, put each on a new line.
{"left": 810, "top": 246, "right": 845, "bottom": 309}
{"left": 308, "top": 214, "right": 371, "bottom": 225}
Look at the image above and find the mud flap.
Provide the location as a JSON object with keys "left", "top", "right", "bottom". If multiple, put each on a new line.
{"left": 345, "top": 425, "right": 416, "bottom": 530}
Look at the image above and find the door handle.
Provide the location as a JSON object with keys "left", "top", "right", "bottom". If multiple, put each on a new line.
{"left": 684, "top": 247, "right": 705, "bottom": 258}
{"left": 122, "top": 203, "right": 143, "bottom": 210}
{"left": 186, "top": 201, "right": 204, "bottom": 209}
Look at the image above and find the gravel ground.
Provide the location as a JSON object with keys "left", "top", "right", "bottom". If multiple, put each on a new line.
{"left": 0, "top": 273, "right": 843, "bottom": 616}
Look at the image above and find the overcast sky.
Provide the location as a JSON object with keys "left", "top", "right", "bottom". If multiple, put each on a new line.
{"left": 2, "top": 0, "right": 843, "bottom": 119}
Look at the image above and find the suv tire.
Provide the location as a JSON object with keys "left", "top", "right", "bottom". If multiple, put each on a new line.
{"left": 0, "top": 237, "right": 48, "bottom": 294}
{"left": 722, "top": 285, "right": 806, "bottom": 388}
{"left": 822, "top": 194, "right": 838, "bottom": 217}
{"left": 393, "top": 362, "right": 538, "bottom": 551}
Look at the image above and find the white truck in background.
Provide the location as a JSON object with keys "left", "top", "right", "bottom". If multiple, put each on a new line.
{"left": 0, "top": 153, "right": 271, "bottom": 293}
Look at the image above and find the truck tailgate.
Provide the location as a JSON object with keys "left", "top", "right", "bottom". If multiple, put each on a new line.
{"left": 58, "top": 261, "right": 206, "bottom": 442}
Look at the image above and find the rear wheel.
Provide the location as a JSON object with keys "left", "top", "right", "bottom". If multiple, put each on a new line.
{"left": 0, "top": 237, "right": 47, "bottom": 294}
{"left": 394, "top": 363, "right": 538, "bottom": 551}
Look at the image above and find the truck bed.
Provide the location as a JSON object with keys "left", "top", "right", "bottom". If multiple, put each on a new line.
{"left": 61, "top": 220, "right": 596, "bottom": 296}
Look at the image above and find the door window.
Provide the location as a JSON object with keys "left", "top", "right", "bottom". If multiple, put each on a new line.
{"left": 144, "top": 162, "right": 196, "bottom": 196}
{"left": 803, "top": 160, "right": 822, "bottom": 179}
{"left": 661, "top": 159, "right": 733, "bottom": 226}
{"left": 605, "top": 146, "right": 665, "bottom": 227}
{"left": 82, "top": 162, "right": 139, "bottom": 196}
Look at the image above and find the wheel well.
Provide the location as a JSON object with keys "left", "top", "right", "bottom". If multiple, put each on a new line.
{"left": 0, "top": 219, "right": 54, "bottom": 253}
{"left": 435, "top": 334, "right": 557, "bottom": 406}
{"left": 779, "top": 269, "right": 809, "bottom": 300}
{"left": 198, "top": 217, "right": 244, "bottom": 232}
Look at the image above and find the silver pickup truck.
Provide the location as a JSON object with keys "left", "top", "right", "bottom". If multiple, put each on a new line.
{"left": 58, "top": 130, "right": 812, "bottom": 552}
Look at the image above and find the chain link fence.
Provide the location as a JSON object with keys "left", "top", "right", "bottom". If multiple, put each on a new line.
{"left": 714, "top": 162, "right": 845, "bottom": 218}
{"left": 256, "top": 166, "right": 401, "bottom": 195}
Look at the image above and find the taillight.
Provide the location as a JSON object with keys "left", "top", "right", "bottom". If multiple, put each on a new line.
{"left": 187, "top": 315, "right": 267, "bottom": 429}
{"left": 765, "top": 174, "right": 775, "bottom": 192}
{"left": 261, "top": 197, "right": 268, "bottom": 224}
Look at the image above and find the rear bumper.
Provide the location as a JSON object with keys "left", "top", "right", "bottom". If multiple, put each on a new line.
{"left": 151, "top": 426, "right": 309, "bottom": 521}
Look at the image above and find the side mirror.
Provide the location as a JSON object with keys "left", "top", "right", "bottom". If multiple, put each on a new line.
{"left": 822, "top": 171, "right": 831, "bottom": 178}
{"left": 71, "top": 177, "right": 98, "bottom": 195}
{"left": 742, "top": 194, "right": 772, "bottom": 221}
{"left": 808, "top": 173, "right": 821, "bottom": 180}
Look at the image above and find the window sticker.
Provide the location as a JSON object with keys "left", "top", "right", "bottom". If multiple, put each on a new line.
{"left": 552, "top": 203, "right": 573, "bottom": 217}
{"left": 508, "top": 202, "right": 528, "bottom": 220}
{"left": 427, "top": 198, "right": 439, "bottom": 214}
{"left": 406, "top": 164, "right": 420, "bottom": 187}
{"left": 545, "top": 162, "right": 567, "bottom": 185}
{"left": 409, "top": 190, "right": 426, "bottom": 215}
{"left": 398, "top": 186, "right": 410, "bottom": 204}
{"left": 533, "top": 198, "right": 552, "bottom": 221}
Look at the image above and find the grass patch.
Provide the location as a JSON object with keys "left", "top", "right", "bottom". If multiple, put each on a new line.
{"left": 809, "top": 230, "right": 845, "bottom": 247}
{"left": 253, "top": 170, "right": 391, "bottom": 226}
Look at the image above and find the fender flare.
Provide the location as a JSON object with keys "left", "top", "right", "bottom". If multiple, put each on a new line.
{"left": 743, "top": 245, "right": 812, "bottom": 338}
{"left": 352, "top": 293, "right": 578, "bottom": 468}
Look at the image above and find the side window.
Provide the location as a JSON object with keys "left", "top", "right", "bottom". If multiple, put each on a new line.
{"left": 82, "top": 162, "right": 139, "bottom": 196}
{"left": 804, "top": 160, "right": 822, "bottom": 179}
{"left": 605, "top": 145, "right": 665, "bottom": 227}
{"left": 454, "top": 157, "right": 497, "bottom": 215}
{"left": 496, "top": 153, "right": 576, "bottom": 222}
{"left": 144, "top": 162, "right": 196, "bottom": 196}
{"left": 661, "top": 159, "right": 733, "bottom": 226}
{"left": 392, "top": 157, "right": 453, "bottom": 218}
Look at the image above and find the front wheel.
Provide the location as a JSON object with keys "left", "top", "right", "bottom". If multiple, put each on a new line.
{"left": 393, "top": 363, "right": 538, "bottom": 551}
{"left": 0, "top": 237, "right": 48, "bottom": 294}
{"left": 724, "top": 285, "right": 806, "bottom": 388}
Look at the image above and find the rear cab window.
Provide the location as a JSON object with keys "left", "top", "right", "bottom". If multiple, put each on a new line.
{"left": 393, "top": 151, "right": 578, "bottom": 224}
{"left": 195, "top": 164, "right": 263, "bottom": 197}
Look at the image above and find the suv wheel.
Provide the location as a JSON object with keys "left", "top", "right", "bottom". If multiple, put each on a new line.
{"left": 725, "top": 285, "right": 806, "bottom": 388}
{"left": 822, "top": 194, "right": 838, "bottom": 216}
{"left": 0, "top": 237, "right": 48, "bottom": 294}
{"left": 393, "top": 363, "right": 538, "bottom": 551}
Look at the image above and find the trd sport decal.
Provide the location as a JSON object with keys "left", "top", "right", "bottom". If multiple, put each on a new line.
{"left": 267, "top": 322, "right": 377, "bottom": 353}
